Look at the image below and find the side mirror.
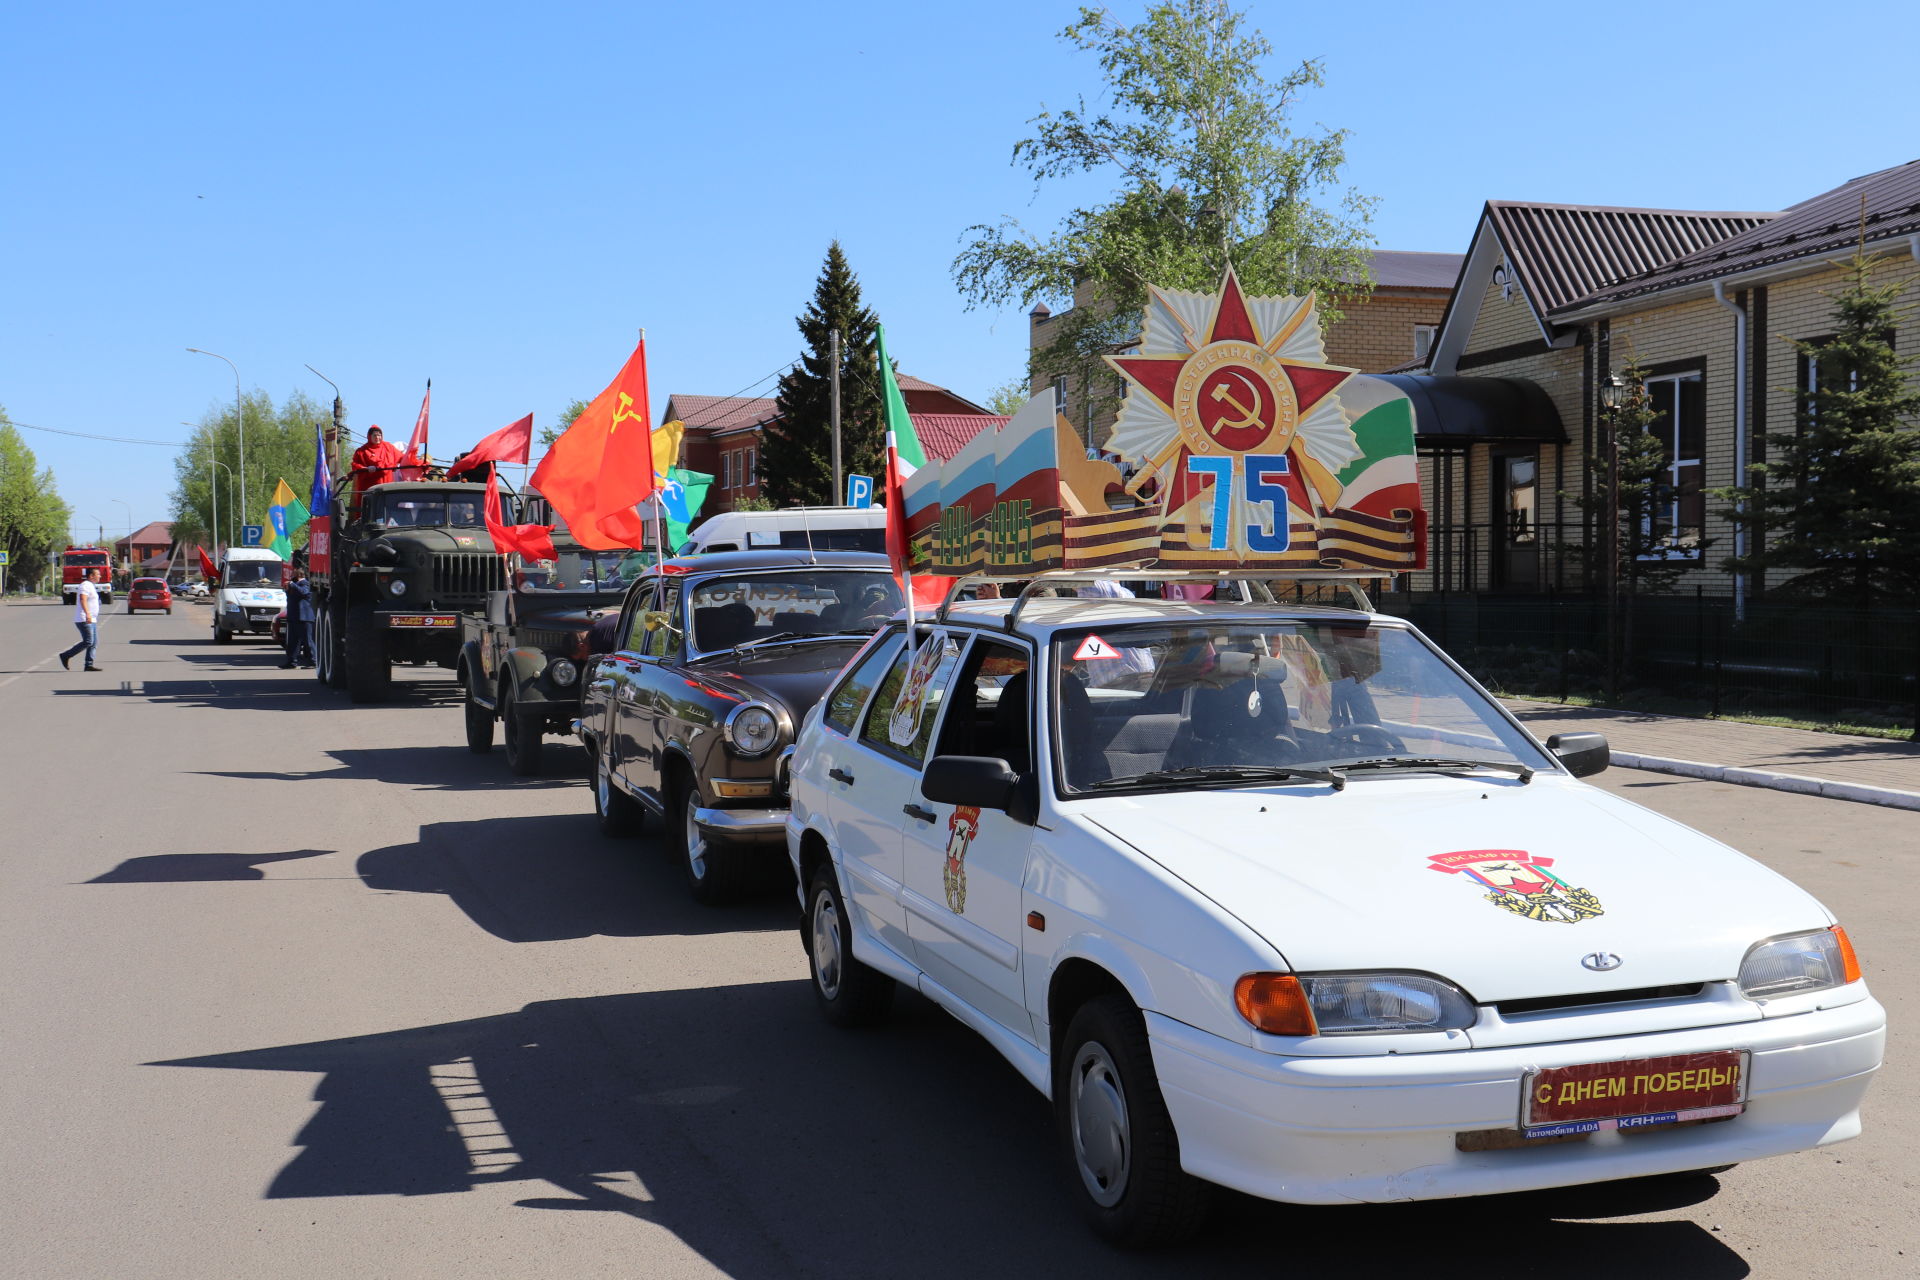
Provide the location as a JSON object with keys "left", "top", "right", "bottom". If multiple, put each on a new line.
{"left": 1546, "top": 731, "right": 1609, "bottom": 778}
{"left": 922, "top": 755, "right": 1020, "bottom": 812}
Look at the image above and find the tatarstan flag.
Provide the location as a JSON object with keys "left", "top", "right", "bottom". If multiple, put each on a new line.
{"left": 877, "top": 324, "right": 953, "bottom": 616}
{"left": 531, "top": 337, "right": 659, "bottom": 550}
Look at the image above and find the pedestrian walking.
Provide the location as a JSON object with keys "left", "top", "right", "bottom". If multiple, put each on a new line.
{"left": 281, "top": 561, "right": 314, "bottom": 668}
{"left": 58, "top": 568, "right": 106, "bottom": 671}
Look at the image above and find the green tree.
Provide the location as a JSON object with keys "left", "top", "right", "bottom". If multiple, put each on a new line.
{"left": 760, "top": 242, "right": 883, "bottom": 506}
{"left": 951, "top": 0, "right": 1375, "bottom": 426}
{"left": 540, "top": 399, "right": 590, "bottom": 447}
{"left": 1717, "top": 246, "right": 1920, "bottom": 603}
{"left": 985, "top": 377, "right": 1031, "bottom": 417}
{"left": 0, "top": 409, "right": 73, "bottom": 587}
{"left": 170, "top": 390, "right": 329, "bottom": 548}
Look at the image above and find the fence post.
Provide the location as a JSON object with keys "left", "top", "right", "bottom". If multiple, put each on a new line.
{"left": 1556, "top": 596, "right": 1570, "bottom": 704}
{"left": 1694, "top": 585, "right": 1705, "bottom": 675}
{"left": 1712, "top": 608, "right": 1726, "bottom": 719}
{"left": 1910, "top": 610, "right": 1920, "bottom": 741}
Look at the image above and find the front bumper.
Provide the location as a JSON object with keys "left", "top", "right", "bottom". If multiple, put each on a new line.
{"left": 1147, "top": 991, "right": 1885, "bottom": 1205}
{"left": 694, "top": 806, "right": 788, "bottom": 845}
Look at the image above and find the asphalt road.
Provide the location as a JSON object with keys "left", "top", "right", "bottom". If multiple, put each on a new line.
{"left": 2, "top": 598, "right": 1914, "bottom": 1279}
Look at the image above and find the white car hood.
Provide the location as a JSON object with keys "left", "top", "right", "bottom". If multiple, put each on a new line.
{"left": 1079, "top": 776, "right": 1830, "bottom": 1002}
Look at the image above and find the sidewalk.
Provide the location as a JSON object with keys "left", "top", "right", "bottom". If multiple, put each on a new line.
{"left": 1504, "top": 699, "right": 1920, "bottom": 811}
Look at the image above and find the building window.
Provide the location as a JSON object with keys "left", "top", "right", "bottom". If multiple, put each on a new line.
{"left": 1413, "top": 325, "right": 1437, "bottom": 360}
{"left": 1052, "top": 375, "right": 1069, "bottom": 418}
{"left": 1641, "top": 371, "right": 1705, "bottom": 559}
{"left": 744, "top": 445, "right": 756, "bottom": 489}
{"left": 722, "top": 451, "right": 736, "bottom": 490}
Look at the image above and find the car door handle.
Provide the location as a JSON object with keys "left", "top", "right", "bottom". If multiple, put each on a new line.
{"left": 903, "top": 803, "right": 936, "bottom": 823}
{"left": 828, "top": 767, "right": 855, "bottom": 785}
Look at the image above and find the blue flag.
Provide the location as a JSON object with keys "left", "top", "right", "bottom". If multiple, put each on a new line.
{"left": 659, "top": 467, "right": 712, "bottom": 554}
{"left": 310, "top": 425, "right": 334, "bottom": 516}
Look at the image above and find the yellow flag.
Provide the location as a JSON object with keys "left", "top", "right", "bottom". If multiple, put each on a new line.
{"left": 651, "top": 419, "right": 685, "bottom": 482}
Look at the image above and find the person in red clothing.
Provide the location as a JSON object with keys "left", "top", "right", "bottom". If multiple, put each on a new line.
{"left": 350, "top": 426, "right": 405, "bottom": 497}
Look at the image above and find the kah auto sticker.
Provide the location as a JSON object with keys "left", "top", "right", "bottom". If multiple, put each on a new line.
{"left": 1427, "top": 850, "right": 1605, "bottom": 924}
{"left": 943, "top": 805, "right": 981, "bottom": 913}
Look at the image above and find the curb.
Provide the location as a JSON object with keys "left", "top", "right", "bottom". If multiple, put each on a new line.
{"left": 1611, "top": 751, "right": 1920, "bottom": 813}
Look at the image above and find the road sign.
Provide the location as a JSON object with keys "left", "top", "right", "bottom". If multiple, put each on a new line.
{"left": 846, "top": 474, "right": 874, "bottom": 508}
{"left": 0, "top": 549, "right": 10, "bottom": 565}
{"left": 241, "top": 524, "right": 264, "bottom": 547}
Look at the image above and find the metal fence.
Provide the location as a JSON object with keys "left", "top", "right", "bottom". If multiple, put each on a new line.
{"left": 1374, "top": 589, "right": 1920, "bottom": 737}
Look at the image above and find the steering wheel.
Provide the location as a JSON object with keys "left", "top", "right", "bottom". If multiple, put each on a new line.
{"left": 1329, "top": 722, "right": 1406, "bottom": 755}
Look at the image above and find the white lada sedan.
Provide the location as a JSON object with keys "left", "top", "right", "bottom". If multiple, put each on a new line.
{"left": 783, "top": 592, "right": 1884, "bottom": 1246}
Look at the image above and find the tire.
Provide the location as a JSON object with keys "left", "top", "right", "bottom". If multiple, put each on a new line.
{"left": 590, "top": 739, "right": 644, "bottom": 837}
{"left": 319, "top": 604, "right": 348, "bottom": 690}
{"left": 805, "top": 864, "right": 893, "bottom": 1026}
{"left": 314, "top": 609, "right": 332, "bottom": 685}
{"left": 670, "top": 772, "right": 744, "bottom": 905}
{"left": 1055, "top": 994, "right": 1209, "bottom": 1248}
{"left": 462, "top": 666, "right": 494, "bottom": 753}
{"left": 213, "top": 624, "right": 232, "bottom": 644}
{"left": 345, "top": 602, "right": 391, "bottom": 703}
{"left": 501, "top": 683, "right": 545, "bottom": 775}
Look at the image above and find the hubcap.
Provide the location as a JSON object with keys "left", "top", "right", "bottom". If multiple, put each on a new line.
{"left": 684, "top": 798, "right": 708, "bottom": 880}
{"left": 811, "top": 888, "right": 843, "bottom": 998}
{"left": 1070, "top": 1042, "right": 1131, "bottom": 1208}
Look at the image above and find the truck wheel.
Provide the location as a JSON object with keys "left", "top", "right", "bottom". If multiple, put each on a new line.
{"left": 463, "top": 667, "right": 494, "bottom": 753}
{"left": 590, "top": 740, "right": 644, "bottom": 836}
{"left": 213, "top": 624, "right": 232, "bottom": 644}
{"left": 313, "top": 610, "right": 332, "bottom": 685}
{"left": 805, "top": 864, "right": 893, "bottom": 1026}
{"left": 345, "top": 603, "right": 391, "bottom": 703}
{"left": 321, "top": 605, "right": 348, "bottom": 690}
{"left": 1055, "top": 994, "right": 1210, "bottom": 1248}
{"left": 501, "top": 684, "right": 544, "bottom": 776}
{"left": 670, "top": 773, "right": 744, "bottom": 905}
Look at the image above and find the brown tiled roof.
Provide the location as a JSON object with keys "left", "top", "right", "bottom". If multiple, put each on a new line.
{"left": 1487, "top": 201, "right": 1775, "bottom": 316}
{"left": 911, "top": 413, "right": 1008, "bottom": 463}
{"left": 1556, "top": 158, "right": 1920, "bottom": 312}
{"left": 665, "top": 394, "right": 778, "bottom": 434}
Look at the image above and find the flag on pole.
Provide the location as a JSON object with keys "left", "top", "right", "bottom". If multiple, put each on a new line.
{"left": 658, "top": 467, "right": 712, "bottom": 554}
{"left": 484, "top": 468, "right": 557, "bottom": 561}
{"left": 395, "top": 382, "right": 431, "bottom": 480}
{"left": 530, "top": 336, "right": 659, "bottom": 550}
{"left": 460, "top": 412, "right": 534, "bottom": 470}
{"left": 309, "top": 423, "right": 333, "bottom": 517}
{"left": 877, "top": 324, "right": 954, "bottom": 618}
{"left": 266, "top": 479, "right": 310, "bottom": 560}
{"left": 197, "top": 546, "right": 218, "bottom": 581}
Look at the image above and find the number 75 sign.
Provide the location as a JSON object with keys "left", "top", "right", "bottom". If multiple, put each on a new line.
{"left": 1186, "top": 453, "right": 1293, "bottom": 553}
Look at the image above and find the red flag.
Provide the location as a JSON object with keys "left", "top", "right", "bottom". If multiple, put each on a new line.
{"left": 529, "top": 337, "right": 658, "bottom": 550}
{"left": 197, "top": 546, "right": 218, "bottom": 580}
{"left": 395, "top": 382, "right": 431, "bottom": 480}
{"left": 461, "top": 413, "right": 534, "bottom": 469}
{"left": 883, "top": 442, "right": 949, "bottom": 613}
{"left": 484, "top": 468, "right": 557, "bottom": 561}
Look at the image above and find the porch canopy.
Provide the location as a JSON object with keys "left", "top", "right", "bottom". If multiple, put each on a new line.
{"left": 1363, "top": 374, "right": 1565, "bottom": 445}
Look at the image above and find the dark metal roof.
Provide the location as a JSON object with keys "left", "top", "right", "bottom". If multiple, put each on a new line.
{"left": 1365, "top": 374, "right": 1567, "bottom": 445}
{"left": 1487, "top": 201, "right": 1775, "bottom": 316}
{"left": 1365, "top": 250, "right": 1464, "bottom": 290}
{"left": 1555, "top": 158, "right": 1920, "bottom": 312}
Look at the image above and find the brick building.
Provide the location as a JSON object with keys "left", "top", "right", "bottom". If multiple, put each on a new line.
{"left": 663, "top": 376, "right": 1004, "bottom": 512}
{"left": 1027, "top": 248, "right": 1463, "bottom": 453}
{"left": 1400, "top": 158, "right": 1920, "bottom": 603}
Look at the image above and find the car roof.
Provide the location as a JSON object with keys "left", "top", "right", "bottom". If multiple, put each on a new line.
{"left": 934, "top": 596, "right": 1393, "bottom": 638}
{"left": 690, "top": 506, "right": 886, "bottom": 531}
{"left": 652, "top": 549, "right": 891, "bottom": 575}
{"left": 222, "top": 548, "right": 283, "bottom": 560}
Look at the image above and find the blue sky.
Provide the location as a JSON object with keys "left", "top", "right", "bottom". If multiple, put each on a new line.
{"left": 5, "top": 0, "right": 1912, "bottom": 543}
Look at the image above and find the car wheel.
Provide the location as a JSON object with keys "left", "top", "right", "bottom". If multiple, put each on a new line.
{"left": 1056, "top": 993, "right": 1209, "bottom": 1248}
{"left": 501, "top": 683, "right": 544, "bottom": 776}
{"left": 462, "top": 667, "right": 494, "bottom": 753}
{"left": 805, "top": 864, "right": 893, "bottom": 1026}
{"left": 591, "top": 740, "right": 644, "bottom": 837}
{"left": 213, "top": 624, "right": 232, "bottom": 644}
{"left": 670, "top": 773, "right": 743, "bottom": 905}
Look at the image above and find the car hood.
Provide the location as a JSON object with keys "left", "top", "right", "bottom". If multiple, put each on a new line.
{"left": 391, "top": 529, "right": 492, "bottom": 555}
{"left": 690, "top": 637, "right": 872, "bottom": 718}
{"left": 512, "top": 596, "right": 621, "bottom": 631}
{"left": 1077, "top": 776, "right": 1831, "bottom": 1002}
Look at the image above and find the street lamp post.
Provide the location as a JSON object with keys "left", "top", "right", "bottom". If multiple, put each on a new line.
{"left": 111, "top": 499, "right": 132, "bottom": 580}
{"left": 1599, "top": 370, "right": 1627, "bottom": 704}
{"left": 305, "top": 365, "right": 346, "bottom": 479}
{"left": 188, "top": 349, "right": 245, "bottom": 530}
{"left": 211, "top": 459, "right": 237, "bottom": 553}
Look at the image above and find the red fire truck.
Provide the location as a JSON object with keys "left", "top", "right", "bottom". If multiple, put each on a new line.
{"left": 60, "top": 547, "right": 114, "bottom": 606}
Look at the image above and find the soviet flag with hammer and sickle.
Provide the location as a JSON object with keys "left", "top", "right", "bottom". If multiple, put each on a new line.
{"left": 531, "top": 335, "right": 662, "bottom": 550}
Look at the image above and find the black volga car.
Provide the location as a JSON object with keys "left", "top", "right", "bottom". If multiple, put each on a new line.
{"left": 579, "top": 550, "right": 902, "bottom": 904}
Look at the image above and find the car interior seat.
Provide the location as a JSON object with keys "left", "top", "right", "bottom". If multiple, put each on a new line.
{"left": 696, "top": 602, "right": 757, "bottom": 651}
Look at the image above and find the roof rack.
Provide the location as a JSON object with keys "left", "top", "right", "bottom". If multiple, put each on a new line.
{"left": 930, "top": 567, "right": 1381, "bottom": 632}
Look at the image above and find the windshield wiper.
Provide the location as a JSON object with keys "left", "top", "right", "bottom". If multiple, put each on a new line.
{"left": 1086, "top": 764, "right": 1345, "bottom": 792}
{"left": 1335, "top": 756, "right": 1534, "bottom": 782}
{"left": 731, "top": 630, "right": 817, "bottom": 651}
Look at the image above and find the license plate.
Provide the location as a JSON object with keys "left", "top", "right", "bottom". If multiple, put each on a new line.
{"left": 387, "top": 614, "right": 457, "bottom": 629}
{"left": 1522, "top": 1049, "right": 1747, "bottom": 1139}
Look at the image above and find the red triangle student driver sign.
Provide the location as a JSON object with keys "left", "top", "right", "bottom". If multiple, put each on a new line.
{"left": 1073, "top": 634, "right": 1120, "bottom": 661}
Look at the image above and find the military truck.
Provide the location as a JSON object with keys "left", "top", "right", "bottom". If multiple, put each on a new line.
{"left": 308, "top": 482, "right": 505, "bottom": 702}
{"left": 458, "top": 529, "right": 640, "bottom": 775}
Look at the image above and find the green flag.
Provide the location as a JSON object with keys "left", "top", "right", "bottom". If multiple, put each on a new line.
{"left": 267, "top": 478, "right": 310, "bottom": 560}
{"left": 661, "top": 467, "right": 712, "bottom": 553}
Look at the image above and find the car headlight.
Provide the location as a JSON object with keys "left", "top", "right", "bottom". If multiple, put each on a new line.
{"left": 387, "top": 578, "right": 408, "bottom": 597}
{"left": 724, "top": 702, "right": 781, "bottom": 757}
{"left": 548, "top": 658, "right": 578, "bottom": 687}
{"left": 1234, "top": 971, "right": 1477, "bottom": 1036}
{"left": 1738, "top": 926, "right": 1861, "bottom": 999}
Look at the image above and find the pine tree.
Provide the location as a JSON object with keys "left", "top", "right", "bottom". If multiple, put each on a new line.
{"left": 760, "top": 243, "right": 882, "bottom": 506}
{"left": 1718, "top": 245, "right": 1920, "bottom": 603}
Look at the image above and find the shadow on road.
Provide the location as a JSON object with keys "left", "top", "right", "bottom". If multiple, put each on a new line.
{"left": 196, "top": 743, "right": 587, "bottom": 791}
{"left": 152, "top": 982, "right": 1749, "bottom": 1279}
{"left": 53, "top": 677, "right": 462, "bottom": 711}
{"left": 87, "top": 849, "right": 334, "bottom": 883}
{"left": 355, "top": 813, "right": 789, "bottom": 941}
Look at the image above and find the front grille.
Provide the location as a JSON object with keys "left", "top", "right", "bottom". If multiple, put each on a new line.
{"left": 1495, "top": 984, "right": 1705, "bottom": 1019}
{"left": 520, "top": 627, "right": 574, "bottom": 653}
{"left": 431, "top": 553, "right": 505, "bottom": 601}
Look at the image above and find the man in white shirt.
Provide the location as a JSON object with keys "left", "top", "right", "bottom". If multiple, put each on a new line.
{"left": 59, "top": 569, "right": 105, "bottom": 671}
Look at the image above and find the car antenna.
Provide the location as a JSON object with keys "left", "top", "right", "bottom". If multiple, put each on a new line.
{"left": 798, "top": 504, "right": 818, "bottom": 564}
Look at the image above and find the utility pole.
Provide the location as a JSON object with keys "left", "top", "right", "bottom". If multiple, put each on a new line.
{"left": 829, "top": 327, "right": 843, "bottom": 503}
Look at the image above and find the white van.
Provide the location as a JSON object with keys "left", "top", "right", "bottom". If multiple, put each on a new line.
{"left": 213, "top": 547, "right": 286, "bottom": 643}
{"left": 676, "top": 506, "right": 886, "bottom": 556}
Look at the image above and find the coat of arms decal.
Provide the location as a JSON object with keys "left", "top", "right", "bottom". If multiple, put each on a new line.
{"left": 944, "top": 805, "right": 981, "bottom": 914}
{"left": 1428, "top": 850, "right": 1604, "bottom": 924}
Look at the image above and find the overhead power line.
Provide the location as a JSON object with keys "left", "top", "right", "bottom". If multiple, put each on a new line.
{"left": 6, "top": 419, "right": 185, "bottom": 447}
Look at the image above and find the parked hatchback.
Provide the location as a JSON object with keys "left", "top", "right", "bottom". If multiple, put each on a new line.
{"left": 127, "top": 577, "right": 172, "bottom": 614}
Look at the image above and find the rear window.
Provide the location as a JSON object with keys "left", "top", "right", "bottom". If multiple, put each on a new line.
{"left": 134, "top": 579, "right": 167, "bottom": 589}
{"left": 776, "top": 528, "right": 884, "bottom": 552}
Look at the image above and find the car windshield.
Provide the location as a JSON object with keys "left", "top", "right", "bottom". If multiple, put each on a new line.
{"left": 688, "top": 571, "right": 903, "bottom": 652}
{"left": 223, "top": 562, "right": 281, "bottom": 587}
{"left": 514, "top": 546, "right": 644, "bottom": 593}
{"left": 1052, "top": 620, "right": 1552, "bottom": 793}
{"left": 367, "top": 494, "right": 486, "bottom": 528}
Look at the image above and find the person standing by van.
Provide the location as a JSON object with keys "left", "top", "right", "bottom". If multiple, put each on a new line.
{"left": 281, "top": 560, "right": 314, "bottom": 668}
{"left": 58, "top": 568, "right": 105, "bottom": 671}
